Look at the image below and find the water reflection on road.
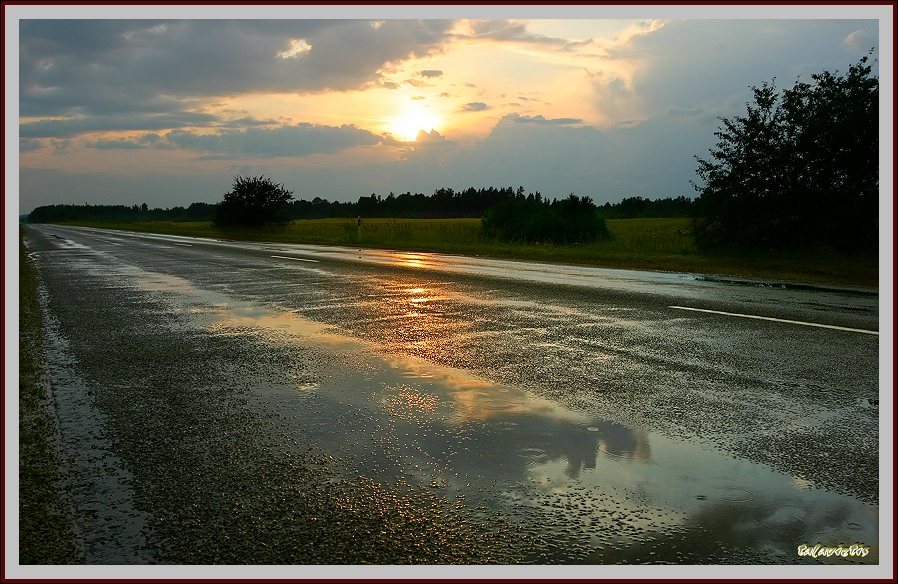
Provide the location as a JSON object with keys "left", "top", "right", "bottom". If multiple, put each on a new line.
{"left": 259, "top": 245, "right": 878, "bottom": 323}
{"left": 26, "top": 224, "right": 882, "bottom": 569}
{"left": 132, "top": 269, "right": 877, "bottom": 565}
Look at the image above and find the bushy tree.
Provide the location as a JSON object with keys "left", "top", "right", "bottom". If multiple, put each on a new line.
{"left": 215, "top": 175, "right": 294, "bottom": 227}
{"left": 482, "top": 193, "right": 609, "bottom": 244}
{"left": 692, "top": 53, "right": 878, "bottom": 251}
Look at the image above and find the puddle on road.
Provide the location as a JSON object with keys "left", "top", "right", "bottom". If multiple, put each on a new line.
{"left": 28, "top": 230, "right": 880, "bottom": 564}
{"left": 112, "top": 267, "right": 878, "bottom": 565}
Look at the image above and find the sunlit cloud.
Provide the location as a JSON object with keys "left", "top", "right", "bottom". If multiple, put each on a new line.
{"left": 404, "top": 78, "right": 432, "bottom": 88}
{"left": 590, "top": 72, "right": 644, "bottom": 127}
{"left": 843, "top": 28, "right": 874, "bottom": 52}
{"left": 277, "top": 38, "right": 312, "bottom": 60}
{"left": 388, "top": 103, "right": 442, "bottom": 142}
{"left": 459, "top": 102, "right": 489, "bottom": 112}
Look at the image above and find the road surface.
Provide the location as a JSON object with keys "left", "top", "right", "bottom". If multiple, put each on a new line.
{"left": 21, "top": 224, "right": 881, "bottom": 565}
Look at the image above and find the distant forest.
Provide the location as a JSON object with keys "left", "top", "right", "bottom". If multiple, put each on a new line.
{"left": 26, "top": 189, "right": 693, "bottom": 223}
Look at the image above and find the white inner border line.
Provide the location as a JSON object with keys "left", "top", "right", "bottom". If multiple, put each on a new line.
{"left": 270, "top": 254, "right": 320, "bottom": 263}
{"left": 669, "top": 305, "right": 878, "bottom": 335}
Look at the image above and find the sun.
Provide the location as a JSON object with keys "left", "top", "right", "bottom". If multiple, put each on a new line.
{"left": 389, "top": 103, "right": 441, "bottom": 142}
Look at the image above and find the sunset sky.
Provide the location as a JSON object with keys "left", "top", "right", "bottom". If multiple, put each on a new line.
{"left": 10, "top": 5, "right": 888, "bottom": 212}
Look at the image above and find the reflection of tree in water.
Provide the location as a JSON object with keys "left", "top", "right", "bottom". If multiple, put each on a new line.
{"left": 559, "top": 421, "right": 652, "bottom": 479}
{"left": 593, "top": 421, "right": 651, "bottom": 466}
{"left": 417, "top": 411, "right": 652, "bottom": 484}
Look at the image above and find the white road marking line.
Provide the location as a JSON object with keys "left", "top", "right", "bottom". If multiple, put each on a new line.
{"left": 270, "top": 254, "right": 320, "bottom": 263}
{"left": 669, "top": 305, "right": 878, "bottom": 335}
{"left": 173, "top": 243, "right": 193, "bottom": 247}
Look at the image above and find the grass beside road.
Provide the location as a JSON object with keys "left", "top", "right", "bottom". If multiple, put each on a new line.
{"left": 19, "top": 231, "right": 82, "bottom": 564}
{"left": 57, "top": 217, "right": 878, "bottom": 288}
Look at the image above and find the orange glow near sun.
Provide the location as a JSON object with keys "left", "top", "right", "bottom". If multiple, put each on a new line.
{"left": 389, "top": 103, "right": 441, "bottom": 142}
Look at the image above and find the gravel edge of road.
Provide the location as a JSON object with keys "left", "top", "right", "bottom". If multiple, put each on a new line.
{"left": 18, "top": 230, "right": 82, "bottom": 564}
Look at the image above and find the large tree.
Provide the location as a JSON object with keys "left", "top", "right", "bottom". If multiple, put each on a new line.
{"left": 692, "top": 53, "right": 878, "bottom": 252}
{"left": 215, "top": 175, "right": 294, "bottom": 227}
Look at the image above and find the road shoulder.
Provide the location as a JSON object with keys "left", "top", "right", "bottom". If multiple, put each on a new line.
{"left": 18, "top": 228, "right": 82, "bottom": 564}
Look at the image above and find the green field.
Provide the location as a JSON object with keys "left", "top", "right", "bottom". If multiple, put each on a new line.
{"left": 57, "top": 217, "right": 878, "bottom": 288}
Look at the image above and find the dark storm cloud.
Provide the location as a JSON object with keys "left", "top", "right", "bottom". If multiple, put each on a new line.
{"left": 21, "top": 20, "right": 453, "bottom": 99}
{"left": 19, "top": 138, "right": 43, "bottom": 152}
{"left": 87, "top": 139, "right": 148, "bottom": 150}
{"left": 219, "top": 117, "right": 281, "bottom": 128}
{"left": 459, "top": 102, "right": 489, "bottom": 112}
{"left": 165, "top": 123, "right": 383, "bottom": 158}
{"left": 85, "top": 133, "right": 170, "bottom": 150}
{"left": 504, "top": 113, "right": 582, "bottom": 126}
{"left": 461, "top": 19, "right": 581, "bottom": 50}
{"left": 20, "top": 19, "right": 454, "bottom": 134}
{"left": 20, "top": 112, "right": 221, "bottom": 138}
{"left": 608, "top": 19, "right": 879, "bottom": 119}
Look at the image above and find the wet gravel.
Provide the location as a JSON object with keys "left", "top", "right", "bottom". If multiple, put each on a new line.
{"left": 176, "top": 248, "right": 878, "bottom": 505}
{"left": 30, "top": 244, "right": 532, "bottom": 564}
{"left": 22, "top": 225, "right": 880, "bottom": 565}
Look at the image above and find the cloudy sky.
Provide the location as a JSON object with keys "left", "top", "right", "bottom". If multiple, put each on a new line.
{"left": 11, "top": 6, "right": 886, "bottom": 212}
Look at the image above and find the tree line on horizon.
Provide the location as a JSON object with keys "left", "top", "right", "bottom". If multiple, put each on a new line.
{"left": 27, "top": 189, "right": 693, "bottom": 224}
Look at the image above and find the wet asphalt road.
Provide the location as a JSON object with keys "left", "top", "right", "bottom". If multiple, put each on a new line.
{"left": 22, "top": 224, "right": 880, "bottom": 565}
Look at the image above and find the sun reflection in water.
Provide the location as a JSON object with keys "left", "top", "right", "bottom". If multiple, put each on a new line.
{"left": 381, "top": 384, "right": 441, "bottom": 422}
{"left": 390, "top": 252, "right": 429, "bottom": 269}
{"left": 386, "top": 355, "right": 590, "bottom": 425}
